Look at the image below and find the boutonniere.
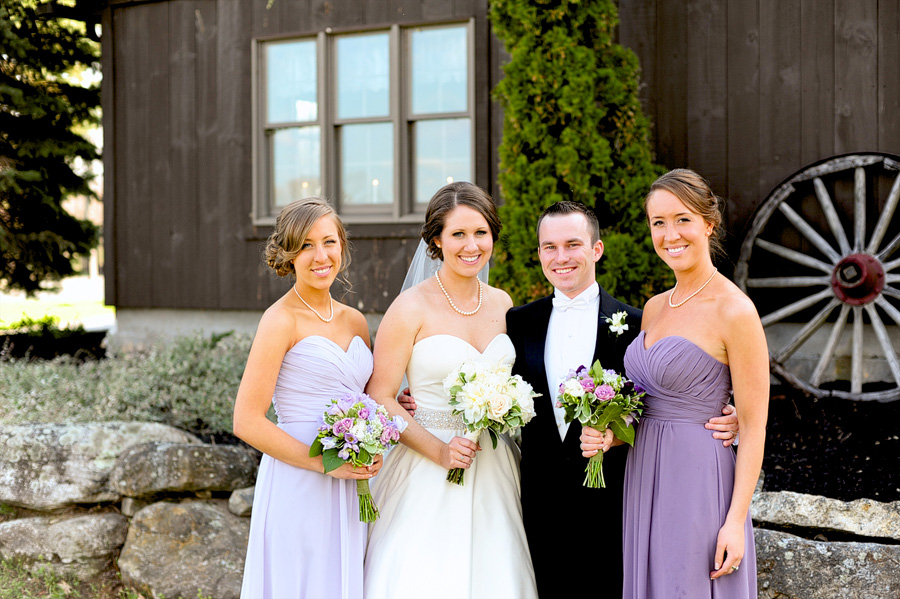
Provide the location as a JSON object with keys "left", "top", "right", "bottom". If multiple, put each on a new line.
{"left": 604, "top": 311, "right": 629, "bottom": 337}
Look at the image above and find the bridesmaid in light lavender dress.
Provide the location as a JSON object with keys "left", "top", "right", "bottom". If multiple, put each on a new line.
{"left": 234, "top": 198, "right": 381, "bottom": 599}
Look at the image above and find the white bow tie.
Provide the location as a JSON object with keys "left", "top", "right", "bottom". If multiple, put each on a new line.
{"left": 552, "top": 294, "right": 591, "bottom": 312}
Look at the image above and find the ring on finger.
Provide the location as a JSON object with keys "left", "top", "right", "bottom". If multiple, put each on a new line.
{"left": 730, "top": 565, "right": 739, "bottom": 571}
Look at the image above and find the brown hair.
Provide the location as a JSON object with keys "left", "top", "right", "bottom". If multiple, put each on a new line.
{"left": 645, "top": 168, "right": 725, "bottom": 259}
{"left": 264, "top": 197, "right": 351, "bottom": 281}
{"left": 536, "top": 201, "right": 601, "bottom": 244}
{"left": 421, "top": 182, "right": 501, "bottom": 260}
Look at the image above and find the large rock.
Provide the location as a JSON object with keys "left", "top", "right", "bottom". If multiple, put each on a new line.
{"left": 109, "top": 443, "right": 258, "bottom": 497}
{"left": 756, "top": 528, "right": 900, "bottom": 599}
{"left": 119, "top": 500, "right": 249, "bottom": 599}
{"left": 0, "top": 422, "right": 200, "bottom": 510}
{"left": 752, "top": 490, "right": 900, "bottom": 541}
{"left": 228, "top": 486, "right": 254, "bottom": 517}
{"left": 0, "top": 512, "right": 128, "bottom": 580}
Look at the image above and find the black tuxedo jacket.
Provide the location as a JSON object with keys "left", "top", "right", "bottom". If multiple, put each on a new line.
{"left": 506, "top": 287, "right": 642, "bottom": 599}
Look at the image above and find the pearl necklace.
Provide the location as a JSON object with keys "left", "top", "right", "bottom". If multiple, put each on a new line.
{"left": 668, "top": 268, "right": 718, "bottom": 308}
{"left": 293, "top": 284, "right": 334, "bottom": 322}
{"left": 435, "top": 271, "right": 483, "bottom": 316}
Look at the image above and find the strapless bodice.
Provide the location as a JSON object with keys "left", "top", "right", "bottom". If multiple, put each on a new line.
{"left": 407, "top": 334, "right": 515, "bottom": 415}
{"left": 272, "top": 335, "right": 373, "bottom": 424}
{"left": 624, "top": 331, "right": 732, "bottom": 424}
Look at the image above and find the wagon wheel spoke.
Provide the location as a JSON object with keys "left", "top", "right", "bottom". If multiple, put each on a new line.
{"left": 773, "top": 299, "right": 841, "bottom": 363}
{"left": 881, "top": 285, "right": 900, "bottom": 300}
{"left": 810, "top": 304, "right": 851, "bottom": 387}
{"left": 867, "top": 170, "right": 900, "bottom": 253}
{"left": 884, "top": 256, "right": 900, "bottom": 272}
{"left": 745, "top": 276, "right": 831, "bottom": 288}
{"left": 887, "top": 274, "right": 900, "bottom": 284}
{"left": 875, "top": 296, "right": 900, "bottom": 326}
{"left": 813, "top": 177, "right": 852, "bottom": 255}
{"left": 778, "top": 203, "right": 842, "bottom": 263}
{"left": 851, "top": 307, "right": 864, "bottom": 395}
{"left": 864, "top": 304, "right": 900, "bottom": 387}
{"left": 760, "top": 288, "right": 834, "bottom": 327}
{"left": 854, "top": 167, "right": 866, "bottom": 252}
{"left": 754, "top": 239, "right": 833, "bottom": 273}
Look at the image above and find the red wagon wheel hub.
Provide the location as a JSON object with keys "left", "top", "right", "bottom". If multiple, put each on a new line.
{"left": 831, "top": 253, "right": 885, "bottom": 305}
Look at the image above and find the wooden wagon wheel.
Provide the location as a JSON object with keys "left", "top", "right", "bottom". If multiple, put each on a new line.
{"left": 735, "top": 153, "right": 900, "bottom": 402}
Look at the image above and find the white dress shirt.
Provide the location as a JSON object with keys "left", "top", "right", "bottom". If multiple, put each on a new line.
{"left": 544, "top": 282, "right": 600, "bottom": 441}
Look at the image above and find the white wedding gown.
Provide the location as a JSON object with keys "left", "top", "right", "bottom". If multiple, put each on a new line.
{"left": 364, "top": 334, "right": 537, "bottom": 599}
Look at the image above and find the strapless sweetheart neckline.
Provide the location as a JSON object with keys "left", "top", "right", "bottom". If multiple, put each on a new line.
{"left": 637, "top": 330, "right": 727, "bottom": 367}
{"left": 288, "top": 334, "right": 367, "bottom": 355}
{"left": 412, "top": 332, "right": 511, "bottom": 355}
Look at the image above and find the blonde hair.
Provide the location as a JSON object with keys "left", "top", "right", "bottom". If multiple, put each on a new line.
{"left": 264, "top": 197, "right": 351, "bottom": 281}
{"left": 645, "top": 168, "right": 725, "bottom": 259}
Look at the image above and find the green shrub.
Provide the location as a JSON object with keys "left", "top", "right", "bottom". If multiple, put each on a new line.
{"left": 0, "top": 331, "right": 252, "bottom": 437}
{"left": 489, "top": 0, "right": 673, "bottom": 307}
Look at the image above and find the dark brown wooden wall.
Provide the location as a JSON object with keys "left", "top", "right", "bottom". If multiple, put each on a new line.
{"left": 618, "top": 0, "right": 900, "bottom": 259}
{"left": 103, "top": 0, "right": 494, "bottom": 313}
{"left": 104, "top": 0, "right": 899, "bottom": 312}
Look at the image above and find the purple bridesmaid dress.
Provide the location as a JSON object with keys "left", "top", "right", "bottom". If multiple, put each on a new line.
{"left": 240, "top": 335, "right": 373, "bottom": 599}
{"left": 621, "top": 331, "right": 757, "bottom": 599}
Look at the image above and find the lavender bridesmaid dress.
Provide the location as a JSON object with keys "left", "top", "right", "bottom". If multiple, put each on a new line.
{"left": 240, "top": 335, "right": 373, "bottom": 599}
{"left": 621, "top": 331, "right": 756, "bottom": 599}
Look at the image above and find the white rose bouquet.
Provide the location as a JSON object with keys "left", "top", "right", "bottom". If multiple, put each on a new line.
{"left": 442, "top": 361, "right": 539, "bottom": 485}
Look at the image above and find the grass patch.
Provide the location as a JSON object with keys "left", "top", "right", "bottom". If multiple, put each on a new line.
{"left": 0, "top": 560, "right": 136, "bottom": 599}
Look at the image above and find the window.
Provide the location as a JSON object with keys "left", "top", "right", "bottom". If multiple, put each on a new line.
{"left": 253, "top": 22, "right": 474, "bottom": 225}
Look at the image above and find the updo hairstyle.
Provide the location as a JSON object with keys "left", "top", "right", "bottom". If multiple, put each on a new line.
{"left": 421, "top": 182, "right": 501, "bottom": 261}
{"left": 264, "top": 197, "right": 351, "bottom": 279}
{"left": 645, "top": 168, "right": 725, "bottom": 259}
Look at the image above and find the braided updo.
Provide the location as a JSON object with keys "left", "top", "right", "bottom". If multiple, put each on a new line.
{"left": 264, "top": 197, "right": 351, "bottom": 279}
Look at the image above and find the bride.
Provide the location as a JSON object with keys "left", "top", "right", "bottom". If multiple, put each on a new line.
{"left": 364, "top": 182, "right": 537, "bottom": 598}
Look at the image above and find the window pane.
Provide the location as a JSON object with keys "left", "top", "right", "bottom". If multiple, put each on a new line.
{"left": 411, "top": 26, "right": 467, "bottom": 115}
{"left": 337, "top": 33, "right": 389, "bottom": 119}
{"left": 341, "top": 123, "right": 393, "bottom": 205}
{"left": 266, "top": 40, "right": 317, "bottom": 123}
{"left": 272, "top": 127, "right": 321, "bottom": 208}
{"left": 414, "top": 119, "right": 471, "bottom": 204}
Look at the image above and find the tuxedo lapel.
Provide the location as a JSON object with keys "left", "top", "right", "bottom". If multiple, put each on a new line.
{"left": 522, "top": 296, "right": 553, "bottom": 398}
{"left": 517, "top": 297, "right": 560, "bottom": 447}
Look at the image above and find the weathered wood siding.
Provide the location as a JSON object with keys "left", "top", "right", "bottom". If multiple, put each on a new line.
{"left": 618, "top": 0, "right": 900, "bottom": 257}
{"left": 103, "top": 0, "right": 494, "bottom": 313}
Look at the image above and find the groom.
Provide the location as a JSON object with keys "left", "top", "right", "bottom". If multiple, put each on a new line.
{"left": 507, "top": 200, "right": 737, "bottom": 597}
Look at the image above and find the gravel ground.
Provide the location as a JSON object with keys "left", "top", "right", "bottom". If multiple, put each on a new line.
{"left": 761, "top": 385, "right": 900, "bottom": 503}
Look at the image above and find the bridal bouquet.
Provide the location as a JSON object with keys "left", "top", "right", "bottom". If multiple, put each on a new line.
{"left": 443, "top": 361, "right": 539, "bottom": 485}
{"left": 309, "top": 391, "right": 408, "bottom": 522}
{"left": 557, "top": 360, "right": 645, "bottom": 488}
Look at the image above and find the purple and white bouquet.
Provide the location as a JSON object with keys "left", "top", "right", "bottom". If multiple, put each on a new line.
{"left": 442, "top": 361, "right": 539, "bottom": 485}
{"left": 556, "top": 360, "right": 645, "bottom": 488}
{"left": 309, "top": 391, "right": 408, "bottom": 522}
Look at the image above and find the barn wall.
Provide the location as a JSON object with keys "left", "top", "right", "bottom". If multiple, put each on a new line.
{"left": 103, "top": 0, "right": 495, "bottom": 316}
{"left": 618, "top": 0, "right": 900, "bottom": 260}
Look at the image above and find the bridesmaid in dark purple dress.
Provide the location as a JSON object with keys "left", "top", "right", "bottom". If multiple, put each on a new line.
{"left": 586, "top": 169, "right": 768, "bottom": 598}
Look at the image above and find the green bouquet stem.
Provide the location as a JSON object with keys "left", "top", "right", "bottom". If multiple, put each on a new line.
{"left": 446, "top": 467, "right": 466, "bottom": 485}
{"left": 357, "top": 479, "right": 379, "bottom": 522}
{"left": 583, "top": 452, "right": 606, "bottom": 488}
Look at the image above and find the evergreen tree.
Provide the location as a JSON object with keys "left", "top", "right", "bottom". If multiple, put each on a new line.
{"left": 490, "top": 0, "right": 672, "bottom": 307}
{"left": 0, "top": 0, "right": 100, "bottom": 296}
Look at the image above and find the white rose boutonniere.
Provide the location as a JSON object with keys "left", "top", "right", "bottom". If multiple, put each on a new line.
{"left": 604, "top": 310, "right": 629, "bottom": 337}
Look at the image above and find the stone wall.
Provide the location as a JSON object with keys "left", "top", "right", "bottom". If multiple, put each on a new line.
{"left": 1, "top": 423, "right": 898, "bottom": 598}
